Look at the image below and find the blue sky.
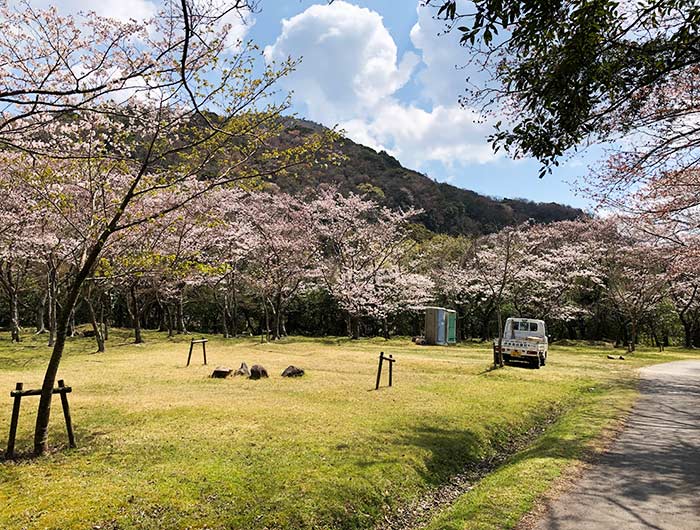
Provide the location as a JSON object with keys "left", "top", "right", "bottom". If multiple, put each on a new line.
{"left": 47, "top": 0, "right": 599, "bottom": 208}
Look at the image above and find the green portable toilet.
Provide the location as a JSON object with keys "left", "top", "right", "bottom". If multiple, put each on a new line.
{"left": 446, "top": 310, "right": 457, "bottom": 344}
{"left": 425, "top": 307, "right": 456, "bottom": 345}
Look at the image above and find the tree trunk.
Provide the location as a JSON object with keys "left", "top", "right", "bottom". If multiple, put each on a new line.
{"left": 232, "top": 287, "right": 239, "bottom": 337}
{"left": 128, "top": 285, "right": 143, "bottom": 344}
{"left": 628, "top": 320, "right": 637, "bottom": 352}
{"left": 214, "top": 288, "right": 230, "bottom": 339}
{"left": 133, "top": 316, "right": 143, "bottom": 344}
{"left": 680, "top": 316, "right": 693, "bottom": 349}
{"left": 85, "top": 294, "right": 105, "bottom": 353}
{"left": 271, "top": 294, "right": 282, "bottom": 340}
{"left": 495, "top": 309, "right": 504, "bottom": 367}
{"left": 47, "top": 263, "right": 58, "bottom": 347}
{"left": 100, "top": 294, "right": 109, "bottom": 342}
{"left": 350, "top": 315, "right": 360, "bottom": 340}
{"left": 9, "top": 289, "right": 21, "bottom": 343}
{"left": 649, "top": 324, "right": 662, "bottom": 352}
{"left": 34, "top": 299, "right": 71, "bottom": 454}
{"left": 273, "top": 311, "right": 281, "bottom": 340}
{"left": 221, "top": 304, "right": 230, "bottom": 338}
{"left": 162, "top": 304, "right": 172, "bottom": 337}
{"left": 34, "top": 248, "right": 98, "bottom": 454}
{"left": 68, "top": 307, "right": 77, "bottom": 337}
{"left": 34, "top": 153, "right": 160, "bottom": 454}
{"left": 228, "top": 271, "right": 239, "bottom": 338}
{"left": 382, "top": 318, "right": 390, "bottom": 340}
{"left": 245, "top": 314, "right": 254, "bottom": 335}
{"left": 157, "top": 296, "right": 167, "bottom": 332}
{"left": 263, "top": 296, "right": 271, "bottom": 342}
{"left": 176, "top": 294, "right": 187, "bottom": 334}
{"left": 35, "top": 292, "right": 47, "bottom": 334}
{"left": 0, "top": 263, "right": 22, "bottom": 342}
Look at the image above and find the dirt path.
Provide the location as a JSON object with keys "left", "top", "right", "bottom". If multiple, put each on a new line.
{"left": 532, "top": 360, "right": 700, "bottom": 530}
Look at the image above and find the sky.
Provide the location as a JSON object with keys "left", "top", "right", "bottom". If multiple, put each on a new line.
{"left": 42, "top": 0, "right": 601, "bottom": 208}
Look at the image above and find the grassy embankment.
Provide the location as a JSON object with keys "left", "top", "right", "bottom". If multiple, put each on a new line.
{"left": 0, "top": 330, "right": 696, "bottom": 529}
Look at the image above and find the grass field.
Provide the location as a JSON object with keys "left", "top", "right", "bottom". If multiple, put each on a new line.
{"left": 0, "top": 330, "right": 697, "bottom": 530}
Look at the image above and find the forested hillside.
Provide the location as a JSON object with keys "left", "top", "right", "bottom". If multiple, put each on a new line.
{"left": 271, "top": 118, "right": 585, "bottom": 235}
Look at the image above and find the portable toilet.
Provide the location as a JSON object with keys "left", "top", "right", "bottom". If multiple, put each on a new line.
{"left": 425, "top": 307, "right": 448, "bottom": 345}
{"left": 446, "top": 310, "right": 457, "bottom": 344}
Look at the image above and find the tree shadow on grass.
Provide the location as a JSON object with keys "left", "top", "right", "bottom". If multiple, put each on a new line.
{"left": 391, "top": 425, "right": 490, "bottom": 486}
{"left": 377, "top": 391, "right": 636, "bottom": 504}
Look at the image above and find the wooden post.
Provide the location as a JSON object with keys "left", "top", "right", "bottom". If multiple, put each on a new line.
{"left": 58, "top": 380, "right": 76, "bottom": 449}
{"left": 6, "top": 382, "right": 75, "bottom": 456}
{"left": 187, "top": 338, "right": 208, "bottom": 366}
{"left": 6, "top": 382, "right": 22, "bottom": 459}
{"left": 388, "top": 355, "right": 393, "bottom": 387}
{"left": 187, "top": 341, "right": 194, "bottom": 367}
{"left": 375, "top": 352, "right": 384, "bottom": 390}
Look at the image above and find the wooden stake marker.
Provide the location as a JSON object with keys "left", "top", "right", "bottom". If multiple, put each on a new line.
{"left": 375, "top": 352, "right": 396, "bottom": 390}
{"left": 187, "top": 338, "right": 208, "bottom": 367}
{"left": 6, "top": 380, "right": 75, "bottom": 459}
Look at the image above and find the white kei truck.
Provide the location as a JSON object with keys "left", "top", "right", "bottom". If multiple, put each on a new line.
{"left": 493, "top": 317, "right": 548, "bottom": 368}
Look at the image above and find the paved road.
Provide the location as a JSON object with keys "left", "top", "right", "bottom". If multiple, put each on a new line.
{"left": 534, "top": 360, "right": 700, "bottom": 530}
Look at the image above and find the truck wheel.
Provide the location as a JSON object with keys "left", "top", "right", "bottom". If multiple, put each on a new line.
{"left": 541, "top": 353, "right": 546, "bottom": 366}
{"left": 532, "top": 355, "right": 541, "bottom": 369}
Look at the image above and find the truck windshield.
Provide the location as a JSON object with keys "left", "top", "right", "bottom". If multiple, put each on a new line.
{"left": 529, "top": 323, "right": 538, "bottom": 332}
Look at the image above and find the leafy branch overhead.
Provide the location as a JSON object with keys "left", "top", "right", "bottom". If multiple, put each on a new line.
{"left": 428, "top": 0, "right": 700, "bottom": 177}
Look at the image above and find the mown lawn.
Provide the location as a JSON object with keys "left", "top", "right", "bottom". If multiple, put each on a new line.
{"left": 0, "top": 331, "right": 696, "bottom": 530}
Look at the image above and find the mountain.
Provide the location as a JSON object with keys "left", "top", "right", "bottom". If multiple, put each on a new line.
{"left": 272, "top": 118, "right": 585, "bottom": 236}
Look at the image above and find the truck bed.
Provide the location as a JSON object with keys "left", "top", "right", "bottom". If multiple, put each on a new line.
{"left": 493, "top": 338, "right": 547, "bottom": 354}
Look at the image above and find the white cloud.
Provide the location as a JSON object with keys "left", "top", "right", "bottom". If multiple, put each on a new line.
{"left": 34, "top": 0, "right": 158, "bottom": 21}
{"left": 265, "top": 1, "right": 501, "bottom": 171}
{"left": 264, "top": 1, "right": 419, "bottom": 123}
{"left": 91, "top": 0, "right": 157, "bottom": 21}
{"left": 409, "top": 1, "right": 473, "bottom": 107}
{"left": 218, "top": 7, "right": 256, "bottom": 51}
{"left": 37, "top": 0, "right": 254, "bottom": 52}
{"left": 341, "top": 103, "right": 497, "bottom": 167}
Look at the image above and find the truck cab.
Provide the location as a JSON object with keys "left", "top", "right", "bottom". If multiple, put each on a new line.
{"left": 494, "top": 317, "right": 548, "bottom": 368}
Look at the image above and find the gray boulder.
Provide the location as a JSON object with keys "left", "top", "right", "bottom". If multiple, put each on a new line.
{"left": 249, "top": 364, "right": 269, "bottom": 380}
{"left": 281, "top": 365, "right": 304, "bottom": 377}
{"left": 211, "top": 366, "right": 232, "bottom": 378}
{"left": 233, "top": 362, "right": 251, "bottom": 377}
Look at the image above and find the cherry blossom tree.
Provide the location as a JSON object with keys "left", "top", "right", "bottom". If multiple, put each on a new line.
{"left": 0, "top": 0, "right": 330, "bottom": 455}
{"left": 595, "top": 164, "right": 700, "bottom": 346}
{"left": 189, "top": 188, "right": 255, "bottom": 338}
{"left": 666, "top": 264, "right": 700, "bottom": 349}
{"left": 243, "top": 192, "right": 321, "bottom": 341}
{"left": 598, "top": 230, "right": 668, "bottom": 352}
{"left": 370, "top": 267, "right": 433, "bottom": 339}
{"left": 465, "top": 226, "right": 528, "bottom": 366}
{"left": 0, "top": 171, "right": 61, "bottom": 342}
{"left": 0, "top": 0, "right": 260, "bottom": 144}
{"left": 311, "top": 190, "right": 425, "bottom": 339}
{"left": 511, "top": 220, "right": 604, "bottom": 324}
